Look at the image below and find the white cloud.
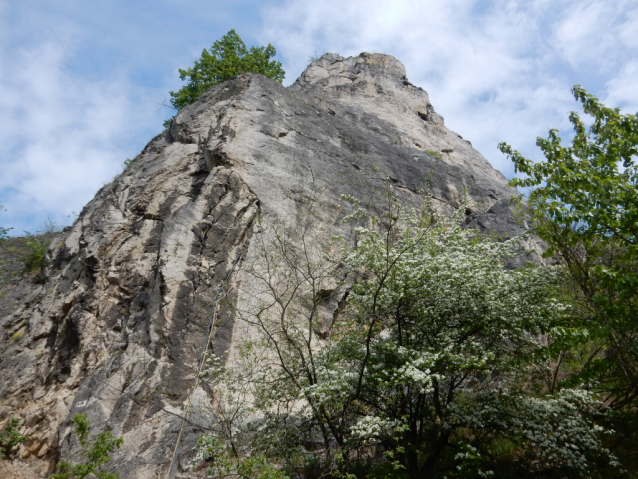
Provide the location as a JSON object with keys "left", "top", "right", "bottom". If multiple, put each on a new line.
{"left": 0, "top": 36, "right": 165, "bottom": 233}
{"left": 604, "top": 61, "right": 638, "bottom": 114}
{"left": 552, "top": 0, "right": 638, "bottom": 72}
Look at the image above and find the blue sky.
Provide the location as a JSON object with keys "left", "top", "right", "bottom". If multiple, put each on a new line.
{"left": 1, "top": 0, "right": 636, "bottom": 234}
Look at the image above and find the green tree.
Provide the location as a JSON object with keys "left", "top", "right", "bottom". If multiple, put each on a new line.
{"left": 499, "top": 87, "right": 638, "bottom": 470}
{"left": 499, "top": 86, "right": 636, "bottom": 253}
{"left": 168, "top": 29, "right": 285, "bottom": 113}
{"left": 52, "top": 414, "right": 123, "bottom": 479}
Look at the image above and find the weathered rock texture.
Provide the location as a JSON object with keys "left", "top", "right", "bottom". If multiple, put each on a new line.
{"left": 0, "top": 53, "right": 527, "bottom": 478}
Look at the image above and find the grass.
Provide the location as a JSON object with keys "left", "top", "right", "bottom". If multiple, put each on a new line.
{"left": 10, "top": 331, "right": 23, "bottom": 341}
{"left": 424, "top": 149, "right": 443, "bottom": 161}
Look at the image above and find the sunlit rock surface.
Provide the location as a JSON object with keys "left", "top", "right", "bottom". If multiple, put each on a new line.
{"left": 0, "top": 53, "right": 529, "bottom": 478}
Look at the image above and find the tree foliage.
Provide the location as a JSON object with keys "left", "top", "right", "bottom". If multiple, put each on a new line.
{"left": 500, "top": 86, "right": 638, "bottom": 472}
{"left": 187, "top": 185, "right": 620, "bottom": 478}
{"left": 168, "top": 29, "right": 285, "bottom": 112}
{"left": 52, "top": 414, "right": 123, "bottom": 479}
{"left": 499, "top": 88, "right": 638, "bottom": 396}
{"left": 500, "top": 86, "right": 637, "bottom": 248}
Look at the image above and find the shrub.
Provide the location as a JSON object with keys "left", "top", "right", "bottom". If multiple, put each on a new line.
{"left": 0, "top": 418, "right": 28, "bottom": 460}
{"left": 22, "top": 236, "right": 48, "bottom": 273}
{"left": 52, "top": 414, "right": 123, "bottom": 479}
{"left": 424, "top": 149, "right": 443, "bottom": 161}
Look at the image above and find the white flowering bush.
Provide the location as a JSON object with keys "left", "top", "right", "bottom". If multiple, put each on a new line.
{"left": 326, "top": 191, "right": 602, "bottom": 476}
{"left": 190, "top": 186, "right": 621, "bottom": 478}
{"left": 453, "top": 388, "right": 620, "bottom": 475}
{"left": 444, "top": 443, "right": 493, "bottom": 478}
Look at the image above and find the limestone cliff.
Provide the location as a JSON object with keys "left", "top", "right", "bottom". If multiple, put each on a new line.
{"left": 0, "top": 53, "right": 524, "bottom": 478}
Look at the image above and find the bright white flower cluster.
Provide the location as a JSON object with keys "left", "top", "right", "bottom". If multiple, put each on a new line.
{"left": 349, "top": 416, "right": 403, "bottom": 445}
{"left": 298, "top": 365, "right": 354, "bottom": 405}
{"left": 455, "top": 388, "right": 619, "bottom": 472}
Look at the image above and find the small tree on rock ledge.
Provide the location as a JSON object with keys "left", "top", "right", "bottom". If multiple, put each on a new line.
{"left": 167, "top": 29, "right": 285, "bottom": 115}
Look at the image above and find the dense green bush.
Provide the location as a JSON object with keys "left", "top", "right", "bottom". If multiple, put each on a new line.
{"left": 22, "top": 235, "right": 48, "bottom": 273}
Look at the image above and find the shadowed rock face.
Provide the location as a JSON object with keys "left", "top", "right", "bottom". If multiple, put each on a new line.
{"left": 0, "top": 53, "right": 524, "bottom": 477}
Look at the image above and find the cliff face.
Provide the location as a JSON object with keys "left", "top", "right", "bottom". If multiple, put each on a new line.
{"left": 0, "top": 53, "right": 524, "bottom": 477}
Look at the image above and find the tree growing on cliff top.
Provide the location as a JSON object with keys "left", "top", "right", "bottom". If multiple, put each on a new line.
{"left": 168, "top": 29, "right": 285, "bottom": 112}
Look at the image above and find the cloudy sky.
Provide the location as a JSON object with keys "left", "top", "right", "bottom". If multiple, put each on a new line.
{"left": 1, "top": 0, "right": 636, "bottom": 233}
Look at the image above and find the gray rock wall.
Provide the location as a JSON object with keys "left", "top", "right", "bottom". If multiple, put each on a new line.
{"left": 0, "top": 53, "right": 523, "bottom": 478}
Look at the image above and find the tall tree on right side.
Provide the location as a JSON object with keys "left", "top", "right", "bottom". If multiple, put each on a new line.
{"left": 500, "top": 87, "right": 638, "bottom": 470}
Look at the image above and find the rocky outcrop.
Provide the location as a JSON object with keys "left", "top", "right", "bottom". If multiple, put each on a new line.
{"left": 0, "top": 53, "right": 523, "bottom": 477}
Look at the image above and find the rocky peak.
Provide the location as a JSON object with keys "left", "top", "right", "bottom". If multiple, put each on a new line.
{"left": 293, "top": 52, "right": 439, "bottom": 127}
{"left": 294, "top": 52, "right": 409, "bottom": 90}
{"left": 293, "top": 53, "right": 504, "bottom": 185}
{"left": 0, "top": 53, "right": 533, "bottom": 478}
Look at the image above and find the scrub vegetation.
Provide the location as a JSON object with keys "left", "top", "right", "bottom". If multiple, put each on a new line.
{"left": 180, "top": 88, "right": 637, "bottom": 478}
{"left": 51, "top": 414, "right": 123, "bottom": 479}
{"left": 0, "top": 218, "right": 61, "bottom": 286}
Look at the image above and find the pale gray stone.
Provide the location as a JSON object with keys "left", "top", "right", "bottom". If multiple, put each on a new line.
{"left": 0, "top": 53, "right": 530, "bottom": 477}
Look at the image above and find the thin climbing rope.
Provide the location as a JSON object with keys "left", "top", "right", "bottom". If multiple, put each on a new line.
{"left": 165, "top": 253, "right": 242, "bottom": 479}
{"left": 283, "top": 93, "right": 296, "bottom": 203}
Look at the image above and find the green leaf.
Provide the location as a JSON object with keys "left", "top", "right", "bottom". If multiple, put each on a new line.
{"left": 168, "top": 29, "right": 285, "bottom": 112}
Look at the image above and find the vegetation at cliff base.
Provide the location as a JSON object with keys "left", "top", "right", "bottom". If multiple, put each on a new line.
{"left": 182, "top": 186, "right": 620, "bottom": 477}
{"left": 52, "top": 414, "right": 123, "bottom": 479}
{"left": 499, "top": 86, "right": 638, "bottom": 474}
{"left": 0, "top": 419, "right": 28, "bottom": 460}
{"left": 165, "top": 29, "right": 285, "bottom": 126}
{"left": 173, "top": 87, "right": 638, "bottom": 478}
